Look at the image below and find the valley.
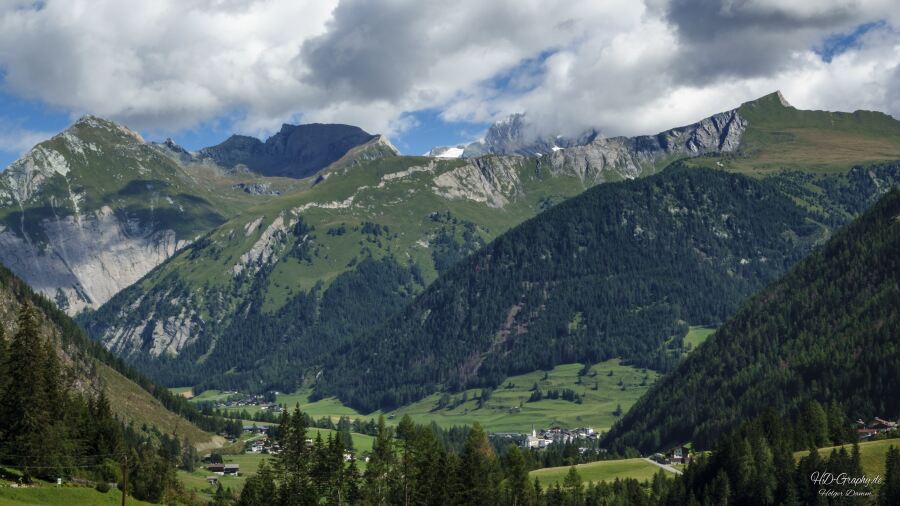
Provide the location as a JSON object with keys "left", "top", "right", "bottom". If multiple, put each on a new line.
{"left": 183, "top": 358, "right": 671, "bottom": 434}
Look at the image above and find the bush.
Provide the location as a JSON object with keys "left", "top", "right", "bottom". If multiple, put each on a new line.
{"left": 95, "top": 481, "right": 111, "bottom": 493}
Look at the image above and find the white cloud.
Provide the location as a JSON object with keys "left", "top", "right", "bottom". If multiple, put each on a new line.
{"left": 0, "top": 0, "right": 897, "bottom": 143}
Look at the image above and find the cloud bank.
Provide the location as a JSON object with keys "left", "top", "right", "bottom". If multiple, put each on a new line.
{"left": 0, "top": 0, "right": 898, "bottom": 141}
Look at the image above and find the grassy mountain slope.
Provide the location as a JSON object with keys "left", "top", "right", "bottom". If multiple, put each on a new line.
{"left": 602, "top": 187, "right": 900, "bottom": 453}
{"left": 313, "top": 164, "right": 900, "bottom": 413}
{"left": 687, "top": 91, "right": 900, "bottom": 174}
{"left": 83, "top": 153, "right": 604, "bottom": 388}
{"left": 0, "top": 262, "right": 218, "bottom": 447}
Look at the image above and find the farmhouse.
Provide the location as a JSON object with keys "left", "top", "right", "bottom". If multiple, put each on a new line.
{"left": 223, "top": 464, "right": 240, "bottom": 476}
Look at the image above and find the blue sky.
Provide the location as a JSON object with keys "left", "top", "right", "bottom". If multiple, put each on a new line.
{"left": 0, "top": 1, "right": 897, "bottom": 170}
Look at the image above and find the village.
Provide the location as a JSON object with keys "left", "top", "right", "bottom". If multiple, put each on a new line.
{"left": 199, "top": 391, "right": 285, "bottom": 415}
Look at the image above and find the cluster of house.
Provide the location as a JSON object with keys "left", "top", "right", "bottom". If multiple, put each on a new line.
{"left": 211, "top": 393, "right": 284, "bottom": 413}
{"left": 246, "top": 436, "right": 280, "bottom": 455}
{"left": 855, "top": 417, "right": 898, "bottom": 440}
{"left": 520, "top": 426, "right": 598, "bottom": 449}
{"left": 242, "top": 424, "right": 272, "bottom": 434}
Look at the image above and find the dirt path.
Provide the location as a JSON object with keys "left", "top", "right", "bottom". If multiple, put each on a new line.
{"left": 643, "top": 457, "right": 683, "bottom": 475}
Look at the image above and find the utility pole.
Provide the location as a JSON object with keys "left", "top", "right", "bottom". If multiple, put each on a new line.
{"left": 120, "top": 453, "right": 128, "bottom": 506}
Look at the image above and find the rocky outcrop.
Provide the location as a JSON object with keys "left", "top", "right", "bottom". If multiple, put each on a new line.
{"left": 432, "top": 156, "right": 524, "bottom": 208}
{"left": 436, "top": 106, "right": 747, "bottom": 185}
{"left": 543, "top": 108, "right": 748, "bottom": 183}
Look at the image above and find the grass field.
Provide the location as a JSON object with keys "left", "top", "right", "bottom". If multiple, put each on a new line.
{"left": 189, "top": 389, "right": 238, "bottom": 404}
{"left": 195, "top": 359, "right": 660, "bottom": 434}
{"left": 180, "top": 428, "right": 375, "bottom": 500}
{"left": 168, "top": 386, "right": 194, "bottom": 399}
{"left": 179, "top": 453, "right": 270, "bottom": 500}
{"left": 529, "top": 458, "right": 670, "bottom": 486}
{"left": 794, "top": 437, "right": 900, "bottom": 477}
{"left": 380, "top": 359, "right": 660, "bottom": 433}
{"left": 0, "top": 485, "right": 155, "bottom": 506}
{"left": 683, "top": 326, "right": 716, "bottom": 350}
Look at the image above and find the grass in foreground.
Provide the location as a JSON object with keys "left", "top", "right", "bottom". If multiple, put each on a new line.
{"left": 529, "top": 458, "right": 670, "bottom": 486}
{"left": 0, "top": 485, "right": 155, "bottom": 506}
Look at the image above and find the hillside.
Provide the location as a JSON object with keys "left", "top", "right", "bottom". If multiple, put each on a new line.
{"left": 0, "top": 116, "right": 299, "bottom": 314}
{"left": 687, "top": 91, "right": 900, "bottom": 174}
{"left": 79, "top": 93, "right": 877, "bottom": 393}
{"left": 312, "top": 164, "right": 900, "bottom": 412}
{"left": 0, "top": 262, "right": 218, "bottom": 447}
{"left": 602, "top": 187, "right": 900, "bottom": 453}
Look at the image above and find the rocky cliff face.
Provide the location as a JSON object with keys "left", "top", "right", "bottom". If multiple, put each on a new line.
{"left": 543, "top": 109, "right": 748, "bottom": 182}
{"left": 0, "top": 117, "right": 247, "bottom": 314}
{"left": 436, "top": 107, "right": 747, "bottom": 183}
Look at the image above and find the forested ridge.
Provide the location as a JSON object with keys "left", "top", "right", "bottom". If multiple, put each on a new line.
{"left": 313, "top": 165, "right": 840, "bottom": 411}
{"left": 0, "top": 301, "right": 199, "bottom": 502}
{"left": 0, "top": 263, "right": 227, "bottom": 435}
{"left": 603, "top": 187, "right": 900, "bottom": 453}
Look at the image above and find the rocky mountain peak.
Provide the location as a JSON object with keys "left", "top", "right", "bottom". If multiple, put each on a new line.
{"left": 71, "top": 115, "right": 145, "bottom": 143}
{"left": 198, "top": 123, "right": 380, "bottom": 179}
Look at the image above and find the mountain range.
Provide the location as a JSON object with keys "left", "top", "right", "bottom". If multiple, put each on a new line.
{"left": 3, "top": 91, "right": 900, "bottom": 404}
{"left": 74, "top": 94, "right": 789, "bottom": 390}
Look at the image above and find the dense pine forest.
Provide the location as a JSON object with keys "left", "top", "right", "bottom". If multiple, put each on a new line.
{"left": 312, "top": 164, "right": 899, "bottom": 412}
{"left": 0, "top": 263, "right": 234, "bottom": 435}
{"left": 603, "top": 187, "right": 900, "bottom": 453}
{"left": 0, "top": 303, "right": 186, "bottom": 502}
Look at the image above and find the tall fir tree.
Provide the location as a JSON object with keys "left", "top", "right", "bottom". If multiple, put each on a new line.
{"left": 363, "top": 415, "right": 395, "bottom": 505}
{"left": 455, "top": 423, "right": 501, "bottom": 506}
{"left": 880, "top": 446, "right": 900, "bottom": 506}
{"left": 0, "top": 303, "right": 50, "bottom": 480}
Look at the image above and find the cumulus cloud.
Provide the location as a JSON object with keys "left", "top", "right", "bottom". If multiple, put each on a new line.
{"left": 0, "top": 0, "right": 897, "bottom": 144}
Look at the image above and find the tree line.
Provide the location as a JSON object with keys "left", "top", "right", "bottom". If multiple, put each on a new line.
{"left": 604, "top": 187, "right": 900, "bottom": 453}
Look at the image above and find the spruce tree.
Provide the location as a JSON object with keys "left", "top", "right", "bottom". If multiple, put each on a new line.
{"left": 237, "top": 460, "right": 277, "bottom": 506}
{"left": 880, "top": 446, "right": 900, "bottom": 506}
{"left": 275, "top": 406, "right": 316, "bottom": 505}
{"left": 456, "top": 423, "right": 501, "bottom": 506}
{"left": 0, "top": 303, "right": 48, "bottom": 480}
{"left": 503, "top": 446, "right": 534, "bottom": 506}
{"left": 363, "top": 415, "right": 395, "bottom": 505}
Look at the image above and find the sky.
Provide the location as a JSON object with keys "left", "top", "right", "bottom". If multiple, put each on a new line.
{"left": 0, "top": 0, "right": 899, "bottom": 168}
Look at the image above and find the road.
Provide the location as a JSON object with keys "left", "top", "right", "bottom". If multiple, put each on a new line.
{"left": 643, "top": 457, "right": 683, "bottom": 475}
